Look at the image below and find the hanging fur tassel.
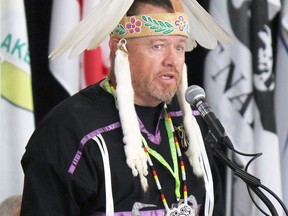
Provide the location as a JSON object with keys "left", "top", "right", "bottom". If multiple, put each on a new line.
{"left": 176, "top": 64, "right": 202, "bottom": 176}
{"left": 176, "top": 64, "right": 214, "bottom": 216}
{"left": 114, "top": 39, "right": 149, "bottom": 192}
{"left": 49, "top": 0, "right": 134, "bottom": 59}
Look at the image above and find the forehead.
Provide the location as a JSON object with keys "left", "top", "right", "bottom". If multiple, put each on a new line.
{"left": 129, "top": 35, "right": 187, "bottom": 45}
{"left": 136, "top": 4, "right": 171, "bottom": 14}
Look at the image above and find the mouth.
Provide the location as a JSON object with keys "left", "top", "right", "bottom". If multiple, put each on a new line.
{"left": 161, "top": 74, "right": 175, "bottom": 80}
{"left": 158, "top": 71, "right": 179, "bottom": 83}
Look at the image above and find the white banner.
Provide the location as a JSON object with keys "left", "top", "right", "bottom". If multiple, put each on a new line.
{"left": 1, "top": 0, "right": 34, "bottom": 202}
{"left": 204, "top": 0, "right": 282, "bottom": 215}
{"left": 275, "top": 0, "right": 288, "bottom": 208}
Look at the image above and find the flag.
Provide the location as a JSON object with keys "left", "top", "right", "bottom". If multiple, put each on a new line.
{"left": 82, "top": 0, "right": 110, "bottom": 87}
{"left": 275, "top": 0, "right": 288, "bottom": 207}
{"left": 204, "top": 0, "right": 282, "bottom": 215}
{"left": 0, "top": 0, "right": 34, "bottom": 202}
{"left": 48, "top": 0, "right": 81, "bottom": 95}
{"left": 48, "top": 0, "right": 109, "bottom": 96}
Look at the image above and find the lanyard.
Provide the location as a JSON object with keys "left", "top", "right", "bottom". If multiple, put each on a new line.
{"left": 141, "top": 116, "right": 181, "bottom": 199}
{"left": 103, "top": 77, "right": 187, "bottom": 207}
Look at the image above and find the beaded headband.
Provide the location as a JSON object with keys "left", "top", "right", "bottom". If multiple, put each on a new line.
{"left": 111, "top": 12, "right": 189, "bottom": 39}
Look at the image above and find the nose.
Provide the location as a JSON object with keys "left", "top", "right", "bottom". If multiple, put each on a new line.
{"left": 162, "top": 47, "right": 181, "bottom": 68}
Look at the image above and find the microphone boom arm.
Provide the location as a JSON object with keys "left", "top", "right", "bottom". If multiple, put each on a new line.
{"left": 185, "top": 85, "right": 288, "bottom": 215}
{"left": 205, "top": 132, "right": 286, "bottom": 216}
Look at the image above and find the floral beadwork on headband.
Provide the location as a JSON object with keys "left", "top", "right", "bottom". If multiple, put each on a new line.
{"left": 142, "top": 15, "right": 188, "bottom": 35}
{"left": 175, "top": 16, "right": 187, "bottom": 31}
{"left": 111, "top": 12, "right": 189, "bottom": 39}
{"left": 126, "top": 17, "right": 142, "bottom": 34}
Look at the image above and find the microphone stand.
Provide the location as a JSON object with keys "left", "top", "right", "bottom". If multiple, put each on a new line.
{"left": 205, "top": 132, "right": 288, "bottom": 216}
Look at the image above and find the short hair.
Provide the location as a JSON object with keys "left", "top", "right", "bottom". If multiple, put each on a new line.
{"left": 127, "top": 0, "right": 174, "bottom": 16}
{"left": 0, "top": 195, "right": 22, "bottom": 216}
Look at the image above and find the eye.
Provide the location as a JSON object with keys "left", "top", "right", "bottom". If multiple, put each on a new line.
{"left": 176, "top": 45, "right": 185, "bottom": 52}
{"left": 152, "top": 44, "right": 164, "bottom": 50}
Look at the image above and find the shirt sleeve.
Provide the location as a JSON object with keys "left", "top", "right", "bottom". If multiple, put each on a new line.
{"left": 20, "top": 155, "right": 81, "bottom": 216}
{"left": 20, "top": 111, "right": 98, "bottom": 216}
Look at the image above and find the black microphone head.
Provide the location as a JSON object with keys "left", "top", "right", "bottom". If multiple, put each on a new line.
{"left": 185, "top": 85, "right": 206, "bottom": 105}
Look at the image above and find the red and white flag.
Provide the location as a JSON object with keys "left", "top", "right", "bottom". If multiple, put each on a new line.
{"left": 49, "top": 0, "right": 109, "bottom": 96}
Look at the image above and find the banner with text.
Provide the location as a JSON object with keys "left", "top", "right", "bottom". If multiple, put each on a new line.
{"left": 1, "top": 0, "right": 34, "bottom": 202}
{"left": 275, "top": 0, "right": 288, "bottom": 208}
{"left": 204, "top": 0, "right": 282, "bottom": 215}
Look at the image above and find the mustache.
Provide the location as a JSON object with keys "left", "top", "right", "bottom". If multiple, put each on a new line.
{"left": 158, "top": 67, "right": 180, "bottom": 75}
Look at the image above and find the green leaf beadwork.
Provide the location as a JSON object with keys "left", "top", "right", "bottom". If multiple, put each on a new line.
{"left": 141, "top": 15, "right": 175, "bottom": 35}
{"left": 115, "top": 24, "right": 127, "bottom": 35}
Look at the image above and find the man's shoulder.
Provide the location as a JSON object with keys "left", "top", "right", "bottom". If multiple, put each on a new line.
{"left": 42, "top": 84, "right": 111, "bottom": 119}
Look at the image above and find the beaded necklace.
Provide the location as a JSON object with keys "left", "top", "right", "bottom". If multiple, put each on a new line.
{"left": 103, "top": 77, "right": 196, "bottom": 215}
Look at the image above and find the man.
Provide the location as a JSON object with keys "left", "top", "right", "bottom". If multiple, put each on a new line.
{"left": 20, "top": 0, "right": 232, "bottom": 215}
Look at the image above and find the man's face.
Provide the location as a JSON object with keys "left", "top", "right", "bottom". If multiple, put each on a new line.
{"left": 127, "top": 35, "right": 186, "bottom": 106}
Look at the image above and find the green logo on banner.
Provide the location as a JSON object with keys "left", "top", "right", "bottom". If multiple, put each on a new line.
{"left": 1, "top": 33, "right": 30, "bottom": 64}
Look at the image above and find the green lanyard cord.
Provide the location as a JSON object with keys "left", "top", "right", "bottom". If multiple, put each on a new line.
{"left": 104, "top": 77, "right": 181, "bottom": 199}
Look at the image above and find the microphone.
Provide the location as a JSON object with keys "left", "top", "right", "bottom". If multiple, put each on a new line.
{"left": 185, "top": 85, "right": 234, "bottom": 149}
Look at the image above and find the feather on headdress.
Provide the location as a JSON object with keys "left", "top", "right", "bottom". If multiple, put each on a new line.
{"left": 49, "top": 0, "right": 233, "bottom": 59}
{"left": 49, "top": 0, "right": 134, "bottom": 59}
{"left": 182, "top": 0, "right": 233, "bottom": 50}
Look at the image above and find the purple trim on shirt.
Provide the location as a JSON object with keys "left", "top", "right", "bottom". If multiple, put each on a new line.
{"left": 89, "top": 204, "right": 201, "bottom": 216}
{"left": 68, "top": 151, "right": 82, "bottom": 174}
{"left": 68, "top": 109, "right": 200, "bottom": 174}
{"left": 168, "top": 110, "right": 200, "bottom": 117}
{"left": 136, "top": 109, "right": 200, "bottom": 145}
{"left": 192, "top": 110, "right": 200, "bottom": 116}
{"left": 90, "top": 209, "right": 164, "bottom": 216}
{"left": 138, "top": 109, "right": 188, "bottom": 145}
{"left": 80, "top": 122, "right": 121, "bottom": 147}
{"left": 68, "top": 122, "right": 121, "bottom": 174}
{"left": 138, "top": 107, "right": 165, "bottom": 145}
{"left": 138, "top": 118, "right": 162, "bottom": 145}
{"left": 168, "top": 110, "right": 182, "bottom": 117}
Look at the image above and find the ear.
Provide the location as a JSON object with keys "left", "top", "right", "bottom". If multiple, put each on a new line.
{"left": 109, "top": 39, "right": 118, "bottom": 54}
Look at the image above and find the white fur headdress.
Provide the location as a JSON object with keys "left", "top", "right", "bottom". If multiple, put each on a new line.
{"left": 49, "top": 1, "right": 233, "bottom": 215}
